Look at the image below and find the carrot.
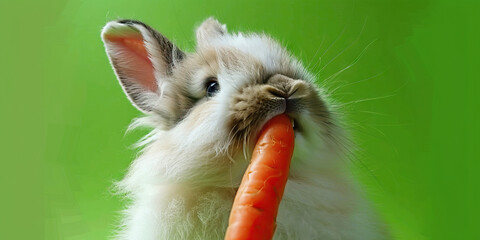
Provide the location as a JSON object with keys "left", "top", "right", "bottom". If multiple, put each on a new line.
{"left": 225, "top": 114, "right": 295, "bottom": 240}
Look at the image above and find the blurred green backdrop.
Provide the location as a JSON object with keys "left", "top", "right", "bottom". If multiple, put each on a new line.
{"left": 1, "top": 0, "right": 479, "bottom": 239}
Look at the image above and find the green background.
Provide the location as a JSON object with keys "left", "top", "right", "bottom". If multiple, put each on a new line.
{"left": 1, "top": 0, "right": 478, "bottom": 239}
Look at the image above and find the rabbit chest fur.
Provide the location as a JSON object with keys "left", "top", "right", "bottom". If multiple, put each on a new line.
{"left": 101, "top": 17, "right": 388, "bottom": 240}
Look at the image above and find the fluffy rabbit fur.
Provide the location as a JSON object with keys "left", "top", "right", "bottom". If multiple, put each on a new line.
{"left": 101, "top": 17, "right": 388, "bottom": 240}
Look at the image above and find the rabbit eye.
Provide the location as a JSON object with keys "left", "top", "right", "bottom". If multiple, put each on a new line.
{"left": 206, "top": 77, "right": 220, "bottom": 98}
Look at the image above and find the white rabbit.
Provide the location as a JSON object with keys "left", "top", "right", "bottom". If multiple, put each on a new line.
{"left": 101, "top": 17, "right": 388, "bottom": 240}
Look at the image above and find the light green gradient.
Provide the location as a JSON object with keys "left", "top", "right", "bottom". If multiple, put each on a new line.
{"left": 1, "top": 0, "right": 478, "bottom": 239}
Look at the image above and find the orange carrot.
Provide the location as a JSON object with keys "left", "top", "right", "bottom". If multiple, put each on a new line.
{"left": 225, "top": 114, "right": 295, "bottom": 240}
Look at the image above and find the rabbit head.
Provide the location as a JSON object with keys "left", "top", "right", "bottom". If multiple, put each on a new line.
{"left": 101, "top": 17, "right": 341, "bottom": 190}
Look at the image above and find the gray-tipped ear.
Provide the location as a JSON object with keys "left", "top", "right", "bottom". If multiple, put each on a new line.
{"left": 101, "top": 20, "right": 185, "bottom": 113}
{"left": 196, "top": 17, "right": 227, "bottom": 48}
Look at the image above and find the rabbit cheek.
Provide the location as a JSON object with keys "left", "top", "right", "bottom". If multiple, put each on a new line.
{"left": 181, "top": 100, "right": 219, "bottom": 132}
{"left": 302, "top": 88, "right": 333, "bottom": 131}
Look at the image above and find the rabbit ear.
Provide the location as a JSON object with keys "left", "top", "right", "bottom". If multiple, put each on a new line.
{"left": 196, "top": 17, "right": 227, "bottom": 48}
{"left": 101, "top": 20, "right": 185, "bottom": 113}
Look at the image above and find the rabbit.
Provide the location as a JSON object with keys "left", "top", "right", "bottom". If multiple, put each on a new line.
{"left": 101, "top": 17, "right": 389, "bottom": 240}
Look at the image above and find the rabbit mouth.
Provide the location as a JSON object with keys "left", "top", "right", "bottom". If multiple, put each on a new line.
{"left": 291, "top": 118, "right": 300, "bottom": 133}
{"left": 227, "top": 89, "right": 310, "bottom": 150}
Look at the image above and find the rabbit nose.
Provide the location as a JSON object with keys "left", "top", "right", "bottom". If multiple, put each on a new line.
{"left": 266, "top": 74, "right": 290, "bottom": 94}
{"left": 266, "top": 86, "right": 289, "bottom": 99}
{"left": 266, "top": 74, "right": 309, "bottom": 100}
